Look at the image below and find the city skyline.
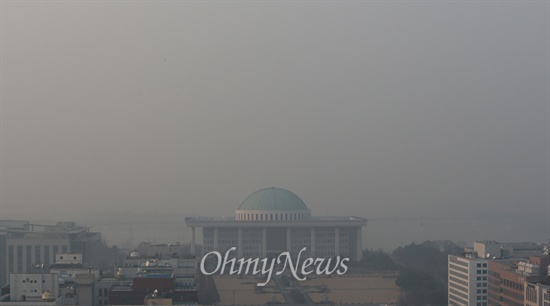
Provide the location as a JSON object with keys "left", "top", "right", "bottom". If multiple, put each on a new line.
{"left": 1, "top": 2, "right": 549, "bottom": 253}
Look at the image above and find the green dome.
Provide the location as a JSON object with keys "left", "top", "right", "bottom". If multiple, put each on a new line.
{"left": 238, "top": 188, "right": 308, "bottom": 211}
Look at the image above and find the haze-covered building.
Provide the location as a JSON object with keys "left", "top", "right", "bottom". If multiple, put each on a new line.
{"left": 0, "top": 221, "right": 101, "bottom": 287}
{"left": 185, "top": 187, "right": 367, "bottom": 260}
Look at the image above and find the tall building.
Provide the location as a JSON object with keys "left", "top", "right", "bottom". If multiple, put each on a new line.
{"left": 185, "top": 187, "right": 368, "bottom": 260}
{"left": 448, "top": 253, "right": 489, "bottom": 306}
{"left": 0, "top": 221, "right": 101, "bottom": 287}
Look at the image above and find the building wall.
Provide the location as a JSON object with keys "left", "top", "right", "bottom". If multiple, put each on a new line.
{"left": 447, "top": 255, "right": 489, "bottom": 306}
{"left": 50, "top": 267, "right": 101, "bottom": 279}
{"left": 6, "top": 239, "right": 70, "bottom": 274}
{"left": 9, "top": 273, "right": 59, "bottom": 302}
{"left": 241, "top": 228, "right": 263, "bottom": 257}
{"left": 95, "top": 280, "right": 112, "bottom": 306}
{"left": 55, "top": 253, "right": 82, "bottom": 264}
{"left": 524, "top": 282, "right": 547, "bottom": 306}
{"left": 201, "top": 225, "right": 361, "bottom": 260}
{"left": 488, "top": 261, "right": 526, "bottom": 306}
{"left": 474, "top": 241, "right": 501, "bottom": 259}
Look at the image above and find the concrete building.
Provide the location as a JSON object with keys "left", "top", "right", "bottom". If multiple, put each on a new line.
{"left": 9, "top": 273, "right": 58, "bottom": 302}
{"left": 448, "top": 253, "right": 489, "bottom": 306}
{"left": 488, "top": 256, "right": 549, "bottom": 306}
{"left": 50, "top": 252, "right": 101, "bottom": 282}
{"left": 0, "top": 221, "right": 102, "bottom": 287}
{"left": 525, "top": 281, "right": 550, "bottom": 306}
{"left": 474, "top": 241, "right": 545, "bottom": 260}
{"left": 185, "top": 187, "right": 368, "bottom": 260}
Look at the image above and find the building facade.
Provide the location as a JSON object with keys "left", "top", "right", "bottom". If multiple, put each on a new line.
{"left": 0, "top": 221, "right": 101, "bottom": 287}
{"left": 185, "top": 187, "right": 368, "bottom": 260}
{"left": 9, "top": 273, "right": 59, "bottom": 302}
{"left": 488, "top": 257, "right": 548, "bottom": 306}
{"left": 448, "top": 253, "right": 489, "bottom": 306}
{"left": 525, "top": 282, "right": 550, "bottom": 306}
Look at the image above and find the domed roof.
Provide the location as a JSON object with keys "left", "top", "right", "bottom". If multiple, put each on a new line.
{"left": 237, "top": 187, "right": 308, "bottom": 211}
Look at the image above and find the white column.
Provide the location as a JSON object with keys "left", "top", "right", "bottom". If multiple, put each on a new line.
{"left": 237, "top": 228, "right": 243, "bottom": 257}
{"left": 22, "top": 247, "right": 27, "bottom": 273}
{"left": 262, "top": 228, "right": 267, "bottom": 257}
{"left": 310, "top": 228, "right": 316, "bottom": 257}
{"left": 190, "top": 227, "right": 196, "bottom": 256}
{"left": 335, "top": 228, "right": 340, "bottom": 256}
{"left": 213, "top": 228, "right": 218, "bottom": 250}
{"left": 286, "top": 228, "right": 292, "bottom": 252}
{"left": 356, "top": 227, "right": 362, "bottom": 261}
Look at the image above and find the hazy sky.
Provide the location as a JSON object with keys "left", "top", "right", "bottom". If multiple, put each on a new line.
{"left": 1, "top": 2, "right": 549, "bottom": 244}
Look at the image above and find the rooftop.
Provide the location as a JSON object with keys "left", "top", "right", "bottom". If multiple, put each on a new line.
{"left": 237, "top": 187, "right": 309, "bottom": 211}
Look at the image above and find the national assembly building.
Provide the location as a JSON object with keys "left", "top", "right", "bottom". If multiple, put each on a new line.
{"left": 185, "top": 187, "right": 367, "bottom": 260}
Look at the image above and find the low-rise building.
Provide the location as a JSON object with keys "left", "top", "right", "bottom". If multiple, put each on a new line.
{"left": 9, "top": 273, "right": 58, "bottom": 302}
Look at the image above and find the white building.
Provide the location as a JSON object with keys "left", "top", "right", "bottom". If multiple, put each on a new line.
{"left": 185, "top": 187, "right": 368, "bottom": 260}
{"left": 54, "top": 253, "right": 82, "bottom": 265}
{"left": 448, "top": 253, "right": 489, "bottom": 306}
{"left": 9, "top": 273, "right": 59, "bottom": 302}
